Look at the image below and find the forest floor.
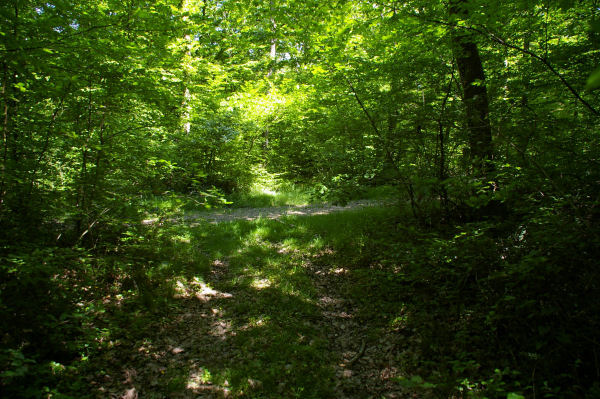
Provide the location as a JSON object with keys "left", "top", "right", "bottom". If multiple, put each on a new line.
{"left": 83, "top": 203, "right": 417, "bottom": 398}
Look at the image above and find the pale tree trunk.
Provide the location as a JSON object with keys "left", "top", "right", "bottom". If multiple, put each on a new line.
{"left": 182, "top": 86, "right": 191, "bottom": 135}
{"left": 264, "top": 2, "right": 277, "bottom": 151}
{"left": 181, "top": 0, "right": 193, "bottom": 134}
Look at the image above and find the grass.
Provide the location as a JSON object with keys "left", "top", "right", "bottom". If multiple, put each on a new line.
{"left": 137, "top": 166, "right": 399, "bottom": 219}
{"left": 226, "top": 182, "right": 314, "bottom": 208}
{"left": 137, "top": 182, "right": 398, "bottom": 222}
{"left": 138, "top": 170, "right": 317, "bottom": 219}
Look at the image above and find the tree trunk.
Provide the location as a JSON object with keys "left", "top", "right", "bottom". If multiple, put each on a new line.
{"left": 0, "top": 62, "right": 9, "bottom": 209}
{"left": 449, "top": 0, "right": 493, "bottom": 175}
{"left": 264, "top": 2, "right": 276, "bottom": 151}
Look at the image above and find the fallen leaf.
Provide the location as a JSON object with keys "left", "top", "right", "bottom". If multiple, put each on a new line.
{"left": 247, "top": 378, "right": 263, "bottom": 389}
{"left": 121, "top": 387, "right": 137, "bottom": 399}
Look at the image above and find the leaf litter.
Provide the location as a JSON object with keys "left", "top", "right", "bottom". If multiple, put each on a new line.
{"left": 85, "top": 204, "right": 415, "bottom": 398}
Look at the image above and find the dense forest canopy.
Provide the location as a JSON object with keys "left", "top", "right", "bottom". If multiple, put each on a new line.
{"left": 1, "top": 0, "right": 600, "bottom": 397}
{"left": 1, "top": 0, "right": 599, "bottom": 214}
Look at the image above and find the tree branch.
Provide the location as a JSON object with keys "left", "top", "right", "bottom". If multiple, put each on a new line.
{"left": 342, "top": 74, "right": 381, "bottom": 136}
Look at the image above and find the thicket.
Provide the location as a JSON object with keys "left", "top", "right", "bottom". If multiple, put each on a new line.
{"left": 1, "top": 0, "right": 599, "bottom": 397}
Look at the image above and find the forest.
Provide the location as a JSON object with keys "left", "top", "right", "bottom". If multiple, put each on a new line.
{"left": 1, "top": 0, "right": 599, "bottom": 398}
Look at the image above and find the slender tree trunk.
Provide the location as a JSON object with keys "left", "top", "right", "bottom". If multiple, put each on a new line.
{"left": 449, "top": 0, "right": 493, "bottom": 175}
{"left": 27, "top": 96, "right": 66, "bottom": 197}
{"left": 0, "top": 62, "right": 9, "bottom": 209}
{"left": 181, "top": 38, "right": 192, "bottom": 136}
{"left": 76, "top": 81, "right": 95, "bottom": 234}
{"left": 180, "top": 0, "right": 193, "bottom": 135}
{"left": 263, "top": 126, "right": 269, "bottom": 150}
{"left": 90, "top": 109, "right": 107, "bottom": 203}
{"left": 518, "top": 36, "right": 535, "bottom": 157}
{"left": 264, "top": 2, "right": 276, "bottom": 151}
{"left": 247, "top": 135, "right": 256, "bottom": 155}
{"left": 3, "top": 3, "right": 24, "bottom": 215}
{"left": 437, "top": 76, "right": 454, "bottom": 214}
{"left": 9, "top": 2, "right": 19, "bottom": 166}
{"left": 387, "top": 77, "right": 398, "bottom": 151}
{"left": 76, "top": 137, "right": 88, "bottom": 235}
{"left": 268, "top": 0, "right": 277, "bottom": 76}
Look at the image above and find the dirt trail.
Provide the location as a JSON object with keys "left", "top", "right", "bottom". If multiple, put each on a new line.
{"left": 306, "top": 257, "right": 406, "bottom": 398}
{"left": 92, "top": 199, "right": 409, "bottom": 398}
{"left": 142, "top": 199, "right": 391, "bottom": 225}
{"left": 92, "top": 255, "right": 407, "bottom": 398}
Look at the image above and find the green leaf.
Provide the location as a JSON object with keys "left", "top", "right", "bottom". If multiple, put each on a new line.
{"left": 585, "top": 68, "right": 600, "bottom": 90}
{"left": 13, "top": 82, "right": 27, "bottom": 92}
{"left": 507, "top": 393, "right": 525, "bottom": 399}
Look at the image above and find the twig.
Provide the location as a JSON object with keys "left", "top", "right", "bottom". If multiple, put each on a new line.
{"left": 77, "top": 207, "right": 110, "bottom": 242}
{"left": 346, "top": 339, "right": 366, "bottom": 366}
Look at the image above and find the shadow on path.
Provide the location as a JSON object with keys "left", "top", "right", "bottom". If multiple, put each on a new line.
{"left": 88, "top": 207, "right": 409, "bottom": 398}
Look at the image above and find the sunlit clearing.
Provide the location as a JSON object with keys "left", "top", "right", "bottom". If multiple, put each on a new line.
{"left": 282, "top": 238, "right": 298, "bottom": 248}
{"left": 278, "top": 238, "right": 299, "bottom": 254}
{"left": 251, "top": 277, "right": 272, "bottom": 289}
{"left": 310, "top": 235, "right": 325, "bottom": 250}
{"left": 186, "top": 367, "right": 232, "bottom": 396}
{"left": 248, "top": 316, "right": 269, "bottom": 327}
{"left": 250, "top": 165, "right": 281, "bottom": 192}
{"left": 210, "top": 319, "right": 232, "bottom": 339}
{"left": 261, "top": 188, "right": 277, "bottom": 196}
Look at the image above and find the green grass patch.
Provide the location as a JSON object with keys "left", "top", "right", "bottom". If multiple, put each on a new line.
{"left": 137, "top": 183, "right": 315, "bottom": 221}
{"left": 227, "top": 185, "right": 313, "bottom": 208}
{"left": 227, "top": 166, "right": 315, "bottom": 208}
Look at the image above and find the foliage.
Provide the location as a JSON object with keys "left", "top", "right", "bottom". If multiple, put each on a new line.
{"left": 1, "top": 0, "right": 599, "bottom": 397}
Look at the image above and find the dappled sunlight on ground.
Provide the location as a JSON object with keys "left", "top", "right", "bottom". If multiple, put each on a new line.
{"left": 84, "top": 205, "right": 411, "bottom": 398}
{"left": 186, "top": 366, "right": 232, "bottom": 397}
{"left": 173, "top": 277, "right": 233, "bottom": 302}
{"left": 209, "top": 319, "right": 234, "bottom": 340}
{"left": 250, "top": 277, "right": 272, "bottom": 289}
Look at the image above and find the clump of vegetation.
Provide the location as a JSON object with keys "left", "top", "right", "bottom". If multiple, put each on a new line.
{"left": 226, "top": 166, "right": 315, "bottom": 208}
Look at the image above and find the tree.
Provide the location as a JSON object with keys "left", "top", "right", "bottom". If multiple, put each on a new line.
{"left": 449, "top": 0, "right": 492, "bottom": 175}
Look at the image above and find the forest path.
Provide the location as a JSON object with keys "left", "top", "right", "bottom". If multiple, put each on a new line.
{"left": 91, "top": 202, "right": 410, "bottom": 398}
{"left": 142, "top": 199, "right": 392, "bottom": 225}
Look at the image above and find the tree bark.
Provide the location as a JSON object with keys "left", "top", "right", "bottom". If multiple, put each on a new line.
{"left": 0, "top": 62, "right": 9, "bottom": 209}
{"left": 449, "top": 0, "right": 493, "bottom": 175}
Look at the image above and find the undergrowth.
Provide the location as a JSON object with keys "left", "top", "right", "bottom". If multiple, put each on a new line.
{"left": 1, "top": 198, "right": 598, "bottom": 398}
